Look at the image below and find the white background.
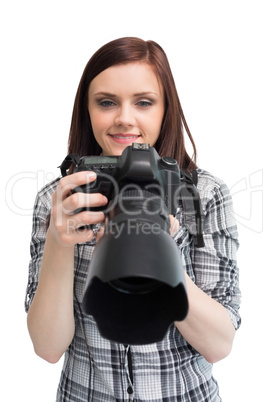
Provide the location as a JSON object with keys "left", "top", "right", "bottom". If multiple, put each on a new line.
{"left": 1, "top": 1, "right": 267, "bottom": 400}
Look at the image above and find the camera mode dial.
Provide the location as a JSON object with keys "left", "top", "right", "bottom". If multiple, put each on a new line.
{"left": 160, "top": 156, "right": 177, "bottom": 169}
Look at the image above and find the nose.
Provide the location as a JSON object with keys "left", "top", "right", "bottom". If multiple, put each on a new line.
{"left": 114, "top": 104, "right": 135, "bottom": 127}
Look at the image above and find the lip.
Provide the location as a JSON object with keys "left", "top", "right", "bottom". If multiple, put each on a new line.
{"left": 108, "top": 133, "right": 141, "bottom": 144}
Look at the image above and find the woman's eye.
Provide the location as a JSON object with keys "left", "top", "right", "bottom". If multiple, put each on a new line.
{"left": 99, "top": 100, "right": 115, "bottom": 107}
{"left": 137, "top": 100, "right": 153, "bottom": 107}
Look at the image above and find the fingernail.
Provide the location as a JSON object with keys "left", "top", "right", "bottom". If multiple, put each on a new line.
{"left": 87, "top": 172, "right": 97, "bottom": 180}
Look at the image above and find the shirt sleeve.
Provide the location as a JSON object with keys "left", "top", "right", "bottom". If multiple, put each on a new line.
{"left": 25, "top": 192, "right": 50, "bottom": 313}
{"left": 190, "top": 172, "right": 241, "bottom": 330}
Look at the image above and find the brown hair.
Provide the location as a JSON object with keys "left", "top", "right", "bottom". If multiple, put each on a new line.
{"left": 68, "top": 37, "right": 197, "bottom": 171}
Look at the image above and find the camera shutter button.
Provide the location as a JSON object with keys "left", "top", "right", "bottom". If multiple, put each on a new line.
{"left": 160, "top": 156, "right": 177, "bottom": 167}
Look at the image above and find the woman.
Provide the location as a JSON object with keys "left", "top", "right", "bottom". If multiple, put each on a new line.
{"left": 25, "top": 37, "right": 241, "bottom": 401}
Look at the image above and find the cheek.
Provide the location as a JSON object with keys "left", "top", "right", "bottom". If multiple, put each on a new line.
{"left": 90, "top": 111, "right": 110, "bottom": 133}
{"left": 151, "top": 109, "right": 164, "bottom": 134}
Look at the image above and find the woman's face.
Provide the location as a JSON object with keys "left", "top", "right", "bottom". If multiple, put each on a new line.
{"left": 88, "top": 62, "right": 165, "bottom": 156}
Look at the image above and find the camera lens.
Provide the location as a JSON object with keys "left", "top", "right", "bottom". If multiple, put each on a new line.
{"left": 109, "top": 277, "right": 161, "bottom": 294}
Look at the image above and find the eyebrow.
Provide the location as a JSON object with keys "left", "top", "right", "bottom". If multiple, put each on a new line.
{"left": 134, "top": 91, "right": 158, "bottom": 97}
{"left": 93, "top": 92, "right": 116, "bottom": 98}
{"left": 93, "top": 91, "right": 159, "bottom": 97}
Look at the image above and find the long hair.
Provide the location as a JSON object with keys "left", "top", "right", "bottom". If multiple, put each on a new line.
{"left": 68, "top": 37, "right": 197, "bottom": 171}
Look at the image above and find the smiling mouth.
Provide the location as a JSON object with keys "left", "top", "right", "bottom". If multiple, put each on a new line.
{"left": 109, "top": 134, "right": 141, "bottom": 139}
{"left": 108, "top": 134, "right": 141, "bottom": 143}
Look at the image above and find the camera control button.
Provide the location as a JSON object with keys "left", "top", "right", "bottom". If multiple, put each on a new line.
{"left": 161, "top": 156, "right": 177, "bottom": 166}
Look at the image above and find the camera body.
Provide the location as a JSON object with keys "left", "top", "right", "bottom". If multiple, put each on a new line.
{"left": 72, "top": 143, "right": 181, "bottom": 217}
{"left": 64, "top": 143, "right": 204, "bottom": 246}
{"left": 60, "top": 142, "right": 204, "bottom": 246}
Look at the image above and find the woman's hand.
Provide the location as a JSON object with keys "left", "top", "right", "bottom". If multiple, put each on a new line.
{"left": 27, "top": 171, "right": 108, "bottom": 363}
{"left": 175, "top": 272, "right": 235, "bottom": 363}
{"left": 169, "top": 214, "right": 180, "bottom": 236}
{"left": 49, "top": 171, "right": 108, "bottom": 247}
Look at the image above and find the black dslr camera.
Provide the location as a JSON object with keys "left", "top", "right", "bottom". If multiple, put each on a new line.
{"left": 59, "top": 143, "right": 204, "bottom": 345}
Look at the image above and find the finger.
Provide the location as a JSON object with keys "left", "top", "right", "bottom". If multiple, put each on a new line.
{"left": 75, "top": 229, "right": 95, "bottom": 243}
{"left": 169, "top": 214, "right": 180, "bottom": 235}
{"left": 68, "top": 210, "right": 106, "bottom": 230}
{"left": 95, "top": 216, "right": 108, "bottom": 241}
{"left": 57, "top": 171, "right": 97, "bottom": 200}
{"left": 95, "top": 225, "right": 105, "bottom": 242}
{"left": 63, "top": 192, "right": 108, "bottom": 215}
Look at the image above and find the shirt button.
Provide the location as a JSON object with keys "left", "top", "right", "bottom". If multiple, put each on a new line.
{"left": 127, "top": 386, "right": 133, "bottom": 394}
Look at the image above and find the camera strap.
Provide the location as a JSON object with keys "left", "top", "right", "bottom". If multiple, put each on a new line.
{"left": 180, "top": 170, "right": 204, "bottom": 248}
{"left": 191, "top": 169, "right": 198, "bottom": 186}
{"left": 58, "top": 154, "right": 80, "bottom": 177}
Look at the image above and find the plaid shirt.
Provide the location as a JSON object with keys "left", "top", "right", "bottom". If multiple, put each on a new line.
{"left": 25, "top": 169, "right": 241, "bottom": 402}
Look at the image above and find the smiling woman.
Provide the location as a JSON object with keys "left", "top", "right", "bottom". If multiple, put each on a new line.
{"left": 88, "top": 63, "right": 165, "bottom": 155}
{"left": 26, "top": 37, "right": 241, "bottom": 402}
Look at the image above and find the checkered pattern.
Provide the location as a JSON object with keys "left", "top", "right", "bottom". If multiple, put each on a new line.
{"left": 25, "top": 169, "right": 241, "bottom": 401}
